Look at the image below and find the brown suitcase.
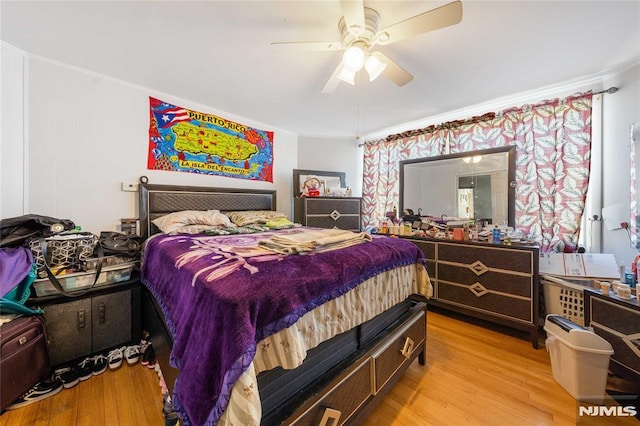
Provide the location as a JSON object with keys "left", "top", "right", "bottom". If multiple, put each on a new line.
{"left": 0, "top": 315, "right": 51, "bottom": 411}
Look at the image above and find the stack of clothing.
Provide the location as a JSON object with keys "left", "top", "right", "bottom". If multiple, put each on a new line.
{"left": 258, "top": 228, "right": 371, "bottom": 254}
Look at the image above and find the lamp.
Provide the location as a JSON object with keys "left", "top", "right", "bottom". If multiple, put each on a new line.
{"left": 338, "top": 43, "right": 387, "bottom": 85}
{"left": 364, "top": 54, "right": 386, "bottom": 81}
{"left": 336, "top": 67, "right": 356, "bottom": 85}
{"left": 342, "top": 45, "right": 366, "bottom": 72}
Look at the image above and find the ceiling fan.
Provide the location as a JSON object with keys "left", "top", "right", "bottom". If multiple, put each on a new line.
{"left": 271, "top": 0, "right": 463, "bottom": 93}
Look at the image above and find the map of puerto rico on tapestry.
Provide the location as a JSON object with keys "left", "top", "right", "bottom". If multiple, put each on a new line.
{"left": 148, "top": 97, "right": 274, "bottom": 182}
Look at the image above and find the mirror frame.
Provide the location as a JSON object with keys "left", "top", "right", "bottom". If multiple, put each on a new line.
{"left": 293, "top": 169, "right": 346, "bottom": 197}
{"left": 631, "top": 121, "right": 640, "bottom": 247}
{"left": 399, "top": 146, "right": 517, "bottom": 227}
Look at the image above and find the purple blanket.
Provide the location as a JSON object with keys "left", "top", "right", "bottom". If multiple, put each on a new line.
{"left": 141, "top": 229, "right": 425, "bottom": 426}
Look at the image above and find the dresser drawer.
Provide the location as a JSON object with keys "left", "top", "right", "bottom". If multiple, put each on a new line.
{"left": 409, "top": 240, "right": 436, "bottom": 261}
{"left": 437, "top": 282, "right": 533, "bottom": 322}
{"left": 371, "top": 309, "right": 425, "bottom": 393}
{"left": 438, "top": 243, "right": 533, "bottom": 275}
{"left": 438, "top": 265, "right": 532, "bottom": 298}
{"left": 589, "top": 297, "right": 640, "bottom": 375}
{"left": 305, "top": 198, "right": 361, "bottom": 215}
{"left": 306, "top": 215, "right": 361, "bottom": 231}
{"left": 291, "top": 358, "right": 372, "bottom": 425}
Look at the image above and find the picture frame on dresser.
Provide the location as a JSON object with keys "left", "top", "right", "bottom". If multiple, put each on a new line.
{"left": 293, "top": 169, "right": 346, "bottom": 197}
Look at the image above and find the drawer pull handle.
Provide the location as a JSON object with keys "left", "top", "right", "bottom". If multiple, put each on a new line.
{"left": 98, "top": 302, "right": 106, "bottom": 323}
{"left": 319, "top": 407, "right": 341, "bottom": 426}
{"left": 78, "top": 308, "right": 85, "bottom": 329}
{"left": 468, "top": 261, "right": 489, "bottom": 276}
{"left": 469, "top": 282, "right": 489, "bottom": 297}
{"left": 401, "top": 337, "right": 414, "bottom": 358}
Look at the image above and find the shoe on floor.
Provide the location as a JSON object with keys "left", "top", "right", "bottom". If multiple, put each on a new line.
{"left": 92, "top": 354, "right": 107, "bottom": 375}
{"left": 163, "top": 393, "right": 178, "bottom": 425}
{"left": 54, "top": 367, "right": 80, "bottom": 389}
{"left": 7, "top": 377, "right": 63, "bottom": 409}
{"left": 141, "top": 344, "right": 157, "bottom": 368}
{"left": 124, "top": 345, "right": 141, "bottom": 365}
{"left": 76, "top": 357, "right": 94, "bottom": 381}
{"left": 139, "top": 338, "right": 150, "bottom": 356}
{"left": 107, "top": 346, "right": 126, "bottom": 370}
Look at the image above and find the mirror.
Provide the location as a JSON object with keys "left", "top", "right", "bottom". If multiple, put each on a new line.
{"left": 631, "top": 121, "right": 640, "bottom": 247}
{"left": 293, "top": 169, "right": 346, "bottom": 197}
{"left": 400, "top": 146, "right": 516, "bottom": 227}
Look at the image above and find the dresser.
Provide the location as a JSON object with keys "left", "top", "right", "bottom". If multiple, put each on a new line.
{"left": 584, "top": 290, "right": 640, "bottom": 385}
{"left": 408, "top": 238, "right": 540, "bottom": 348}
{"left": 294, "top": 197, "right": 362, "bottom": 231}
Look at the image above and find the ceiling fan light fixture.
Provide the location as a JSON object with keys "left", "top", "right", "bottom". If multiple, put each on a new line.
{"left": 336, "top": 67, "right": 356, "bottom": 85}
{"left": 342, "top": 45, "right": 366, "bottom": 72}
{"left": 364, "top": 54, "right": 387, "bottom": 81}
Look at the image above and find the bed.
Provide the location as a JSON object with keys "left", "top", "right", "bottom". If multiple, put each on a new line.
{"left": 137, "top": 177, "right": 432, "bottom": 426}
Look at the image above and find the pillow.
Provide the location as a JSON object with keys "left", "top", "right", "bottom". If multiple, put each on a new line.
{"left": 152, "top": 210, "right": 234, "bottom": 233}
{"left": 225, "top": 210, "right": 287, "bottom": 227}
{"left": 166, "top": 224, "right": 231, "bottom": 235}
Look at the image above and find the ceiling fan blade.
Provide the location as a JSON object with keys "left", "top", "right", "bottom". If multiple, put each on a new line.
{"left": 321, "top": 61, "right": 344, "bottom": 94}
{"left": 340, "top": 0, "right": 365, "bottom": 36}
{"left": 376, "top": 0, "right": 462, "bottom": 46}
{"left": 271, "top": 41, "right": 343, "bottom": 52}
{"left": 372, "top": 52, "right": 413, "bottom": 87}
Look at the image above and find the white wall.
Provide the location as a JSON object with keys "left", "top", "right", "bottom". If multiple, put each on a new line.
{"left": 297, "top": 136, "right": 362, "bottom": 197}
{"left": 1, "top": 44, "right": 297, "bottom": 234}
{"left": 1, "top": 43, "right": 27, "bottom": 218}
{"left": 601, "top": 63, "right": 640, "bottom": 267}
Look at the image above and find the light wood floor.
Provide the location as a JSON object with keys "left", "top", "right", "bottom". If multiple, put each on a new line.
{"left": 1, "top": 310, "right": 638, "bottom": 425}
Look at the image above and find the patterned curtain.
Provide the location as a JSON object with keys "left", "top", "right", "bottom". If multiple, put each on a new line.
{"left": 362, "top": 92, "right": 593, "bottom": 252}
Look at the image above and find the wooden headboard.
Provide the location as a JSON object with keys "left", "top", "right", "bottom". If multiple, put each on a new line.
{"left": 138, "top": 176, "right": 277, "bottom": 239}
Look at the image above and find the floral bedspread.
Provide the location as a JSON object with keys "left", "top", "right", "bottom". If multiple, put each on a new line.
{"left": 141, "top": 228, "right": 426, "bottom": 426}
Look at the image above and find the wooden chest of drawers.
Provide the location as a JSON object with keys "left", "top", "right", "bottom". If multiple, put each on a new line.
{"left": 294, "top": 197, "right": 362, "bottom": 231}
{"left": 408, "top": 238, "right": 540, "bottom": 348}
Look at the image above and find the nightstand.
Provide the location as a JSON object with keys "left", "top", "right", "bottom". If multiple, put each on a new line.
{"left": 27, "top": 273, "right": 141, "bottom": 366}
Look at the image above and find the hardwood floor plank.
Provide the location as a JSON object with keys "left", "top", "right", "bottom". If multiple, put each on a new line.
{"left": 364, "top": 310, "right": 640, "bottom": 426}
{"left": 1, "top": 309, "right": 637, "bottom": 425}
{"left": 77, "top": 374, "right": 105, "bottom": 426}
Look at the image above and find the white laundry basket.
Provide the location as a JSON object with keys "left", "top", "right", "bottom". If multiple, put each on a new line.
{"left": 541, "top": 275, "right": 592, "bottom": 326}
{"left": 544, "top": 314, "right": 614, "bottom": 403}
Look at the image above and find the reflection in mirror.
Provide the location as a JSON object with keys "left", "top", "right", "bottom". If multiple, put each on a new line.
{"left": 631, "top": 122, "right": 640, "bottom": 247}
{"left": 400, "top": 146, "right": 515, "bottom": 227}
{"left": 293, "top": 169, "right": 345, "bottom": 197}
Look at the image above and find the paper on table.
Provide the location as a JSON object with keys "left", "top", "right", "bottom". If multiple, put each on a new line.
{"left": 539, "top": 253, "right": 619, "bottom": 279}
{"left": 582, "top": 253, "right": 620, "bottom": 279}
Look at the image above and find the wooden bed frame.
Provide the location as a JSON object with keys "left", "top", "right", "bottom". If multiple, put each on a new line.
{"left": 137, "top": 177, "right": 427, "bottom": 425}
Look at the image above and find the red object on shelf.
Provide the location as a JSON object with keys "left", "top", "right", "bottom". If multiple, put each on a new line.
{"left": 632, "top": 254, "right": 640, "bottom": 276}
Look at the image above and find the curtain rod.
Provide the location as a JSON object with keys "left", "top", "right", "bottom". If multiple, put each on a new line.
{"left": 359, "top": 87, "right": 619, "bottom": 147}
{"left": 594, "top": 86, "right": 619, "bottom": 95}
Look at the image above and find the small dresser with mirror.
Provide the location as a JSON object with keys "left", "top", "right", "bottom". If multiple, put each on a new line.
{"left": 292, "top": 169, "right": 362, "bottom": 232}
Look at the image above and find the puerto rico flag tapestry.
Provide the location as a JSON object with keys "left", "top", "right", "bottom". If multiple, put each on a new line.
{"left": 148, "top": 97, "right": 274, "bottom": 182}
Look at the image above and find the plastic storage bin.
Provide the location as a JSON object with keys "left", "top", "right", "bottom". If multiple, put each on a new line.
{"left": 32, "top": 263, "right": 135, "bottom": 296}
{"left": 544, "top": 314, "right": 613, "bottom": 403}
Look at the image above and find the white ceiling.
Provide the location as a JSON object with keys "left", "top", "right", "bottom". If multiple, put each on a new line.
{"left": 2, "top": 1, "right": 639, "bottom": 139}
